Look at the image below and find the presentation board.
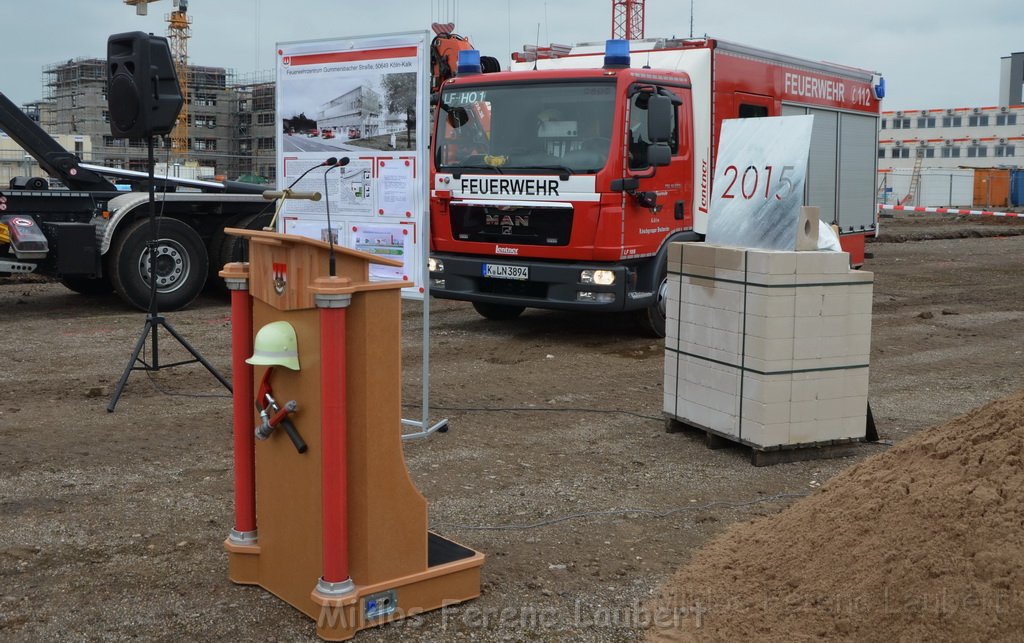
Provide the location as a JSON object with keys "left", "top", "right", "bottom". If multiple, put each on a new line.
{"left": 275, "top": 31, "right": 430, "bottom": 299}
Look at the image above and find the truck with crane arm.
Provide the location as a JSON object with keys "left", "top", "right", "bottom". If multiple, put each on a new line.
{"left": 427, "top": 37, "right": 884, "bottom": 336}
{"left": 0, "top": 90, "right": 270, "bottom": 311}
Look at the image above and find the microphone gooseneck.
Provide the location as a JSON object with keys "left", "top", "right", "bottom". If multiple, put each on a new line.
{"left": 284, "top": 156, "right": 338, "bottom": 191}
{"left": 322, "top": 157, "right": 349, "bottom": 277}
{"left": 265, "top": 156, "right": 341, "bottom": 232}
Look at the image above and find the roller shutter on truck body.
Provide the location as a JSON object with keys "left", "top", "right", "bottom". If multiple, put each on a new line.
{"left": 709, "top": 39, "right": 880, "bottom": 239}
{"left": 782, "top": 104, "right": 878, "bottom": 234}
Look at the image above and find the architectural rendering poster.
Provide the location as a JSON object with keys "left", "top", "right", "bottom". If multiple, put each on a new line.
{"left": 275, "top": 31, "right": 429, "bottom": 298}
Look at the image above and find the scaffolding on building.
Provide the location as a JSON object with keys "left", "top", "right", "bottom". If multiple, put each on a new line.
{"left": 34, "top": 59, "right": 279, "bottom": 182}
{"left": 42, "top": 58, "right": 255, "bottom": 178}
{"left": 231, "top": 69, "right": 277, "bottom": 182}
{"left": 42, "top": 58, "right": 107, "bottom": 147}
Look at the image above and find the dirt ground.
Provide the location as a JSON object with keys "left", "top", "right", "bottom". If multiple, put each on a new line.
{"left": 1, "top": 212, "right": 1023, "bottom": 641}
{"left": 647, "top": 388, "right": 1024, "bottom": 642}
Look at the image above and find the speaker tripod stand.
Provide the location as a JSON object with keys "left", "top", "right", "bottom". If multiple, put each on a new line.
{"left": 107, "top": 137, "right": 231, "bottom": 412}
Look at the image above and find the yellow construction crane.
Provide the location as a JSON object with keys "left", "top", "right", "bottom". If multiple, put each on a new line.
{"left": 165, "top": 0, "right": 191, "bottom": 159}
{"left": 123, "top": 0, "right": 190, "bottom": 160}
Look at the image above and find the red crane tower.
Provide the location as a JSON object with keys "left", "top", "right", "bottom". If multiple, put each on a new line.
{"left": 611, "top": 0, "right": 645, "bottom": 40}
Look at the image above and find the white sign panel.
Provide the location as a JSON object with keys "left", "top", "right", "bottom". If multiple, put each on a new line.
{"left": 351, "top": 222, "right": 416, "bottom": 282}
{"left": 706, "top": 115, "right": 813, "bottom": 250}
{"left": 276, "top": 31, "right": 429, "bottom": 298}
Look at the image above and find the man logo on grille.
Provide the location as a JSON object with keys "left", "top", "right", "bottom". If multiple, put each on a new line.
{"left": 486, "top": 213, "right": 530, "bottom": 230}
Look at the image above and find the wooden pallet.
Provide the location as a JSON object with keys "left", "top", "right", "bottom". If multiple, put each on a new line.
{"left": 665, "top": 416, "right": 865, "bottom": 467}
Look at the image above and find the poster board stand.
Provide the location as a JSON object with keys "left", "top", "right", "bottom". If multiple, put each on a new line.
{"left": 274, "top": 31, "right": 446, "bottom": 442}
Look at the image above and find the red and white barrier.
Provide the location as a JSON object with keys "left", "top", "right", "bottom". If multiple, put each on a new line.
{"left": 878, "top": 204, "right": 1021, "bottom": 218}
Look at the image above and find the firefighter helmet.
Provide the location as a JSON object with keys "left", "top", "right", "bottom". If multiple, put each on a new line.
{"left": 246, "top": 321, "right": 300, "bottom": 370}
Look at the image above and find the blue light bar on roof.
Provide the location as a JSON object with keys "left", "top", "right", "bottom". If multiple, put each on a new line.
{"left": 457, "top": 49, "right": 482, "bottom": 75}
{"left": 604, "top": 39, "right": 630, "bottom": 69}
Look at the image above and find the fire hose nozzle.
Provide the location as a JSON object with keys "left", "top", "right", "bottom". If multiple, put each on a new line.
{"left": 255, "top": 409, "right": 274, "bottom": 440}
{"left": 253, "top": 397, "right": 301, "bottom": 449}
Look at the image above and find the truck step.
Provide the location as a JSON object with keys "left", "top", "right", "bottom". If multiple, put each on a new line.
{"left": 0, "top": 259, "right": 37, "bottom": 275}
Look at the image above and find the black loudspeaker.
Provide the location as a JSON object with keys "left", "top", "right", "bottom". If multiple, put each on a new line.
{"left": 107, "top": 31, "right": 183, "bottom": 138}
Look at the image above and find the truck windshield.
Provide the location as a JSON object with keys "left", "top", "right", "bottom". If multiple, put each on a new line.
{"left": 436, "top": 82, "right": 616, "bottom": 174}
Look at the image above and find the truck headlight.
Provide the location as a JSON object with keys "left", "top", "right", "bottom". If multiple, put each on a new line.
{"left": 428, "top": 257, "right": 444, "bottom": 273}
{"left": 580, "top": 269, "right": 615, "bottom": 285}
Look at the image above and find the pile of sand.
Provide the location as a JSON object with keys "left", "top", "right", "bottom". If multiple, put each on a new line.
{"left": 647, "top": 390, "right": 1024, "bottom": 641}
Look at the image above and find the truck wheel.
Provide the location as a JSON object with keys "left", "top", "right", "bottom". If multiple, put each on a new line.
{"left": 472, "top": 301, "right": 526, "bottom": 321}
{"left": 109, "top": 218, "right": 208, "bottom": 312}
{"left": 207, "top": 211, "right": 273, "bottom": 291}
{"left": 636, "top": 262, "right": 668, "bottom": 338}
{"left": 60, "top": 274, "right": 113, "bottom": 296}
{"left": 219, "top": 212, "right": 274, "bottom": 269}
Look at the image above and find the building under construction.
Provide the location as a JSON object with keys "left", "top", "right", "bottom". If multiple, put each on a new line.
{"left": 39, "top": 58, "right": 277, "bottom": 182}
{"left": 231, "top": 70, "right": 277, "bottom": 182}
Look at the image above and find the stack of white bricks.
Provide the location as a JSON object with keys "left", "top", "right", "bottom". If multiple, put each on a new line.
{"left": 664, "top": 242, "right": 873, "bottom": 449}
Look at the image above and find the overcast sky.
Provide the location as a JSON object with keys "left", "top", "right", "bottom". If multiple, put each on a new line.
{"left": 0, "top": 0, "right": 1018, "bottom": 111}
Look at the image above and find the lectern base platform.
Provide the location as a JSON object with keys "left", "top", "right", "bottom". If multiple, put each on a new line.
{"left": 226, "top": 532, "right": 484, "bottom": 641}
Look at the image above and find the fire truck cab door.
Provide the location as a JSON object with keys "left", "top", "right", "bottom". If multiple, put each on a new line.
{"left": 622, "top": 86, "right": 692, "bottom": 256}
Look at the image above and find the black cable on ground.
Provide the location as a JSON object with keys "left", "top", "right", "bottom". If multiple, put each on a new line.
{"left": 408, "top": 404, "right": 892, "bottom": 444}
{"left": 403, "top": 403, "right": 664, "bottom": 422}
{"left": 142, "top": 362, "right": 231, "bottom": 399}
{"left": 431, "top": 491, "right": 810, "bottom": 532}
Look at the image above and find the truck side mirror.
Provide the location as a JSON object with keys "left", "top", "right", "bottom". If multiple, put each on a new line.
{"left": 646, "top": 94, "right": 673, "bottom": 144}
{"left": 447, "top": 106, "right": 469, "bottom": 129}
{"left": 647, "top": 142, "right": 671, "bottom": 167}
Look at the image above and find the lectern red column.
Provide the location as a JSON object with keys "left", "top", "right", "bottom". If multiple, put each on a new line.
{"left": 315, "top": 282, "right": 354, "bottom": 595}
{"left": 224, "top": 265, "right": 256, "bottom": 543}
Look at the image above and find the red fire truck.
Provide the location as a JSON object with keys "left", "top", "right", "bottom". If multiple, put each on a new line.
{"left": 428, "top": 38, "right": 884, "bottom": 336}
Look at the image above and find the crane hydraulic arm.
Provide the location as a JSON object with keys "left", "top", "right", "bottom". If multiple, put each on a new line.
{"left": 0, "top": 91, "right": 116, "bottom": 192}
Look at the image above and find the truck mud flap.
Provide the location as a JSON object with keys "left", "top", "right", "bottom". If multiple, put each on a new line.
{"left": 50, "top": 222, "right": 101, "bottom": 276}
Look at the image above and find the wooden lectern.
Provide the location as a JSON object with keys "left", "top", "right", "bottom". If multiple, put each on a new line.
{"left": 219, "top": 229, "right": 483, "bottom": 641}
